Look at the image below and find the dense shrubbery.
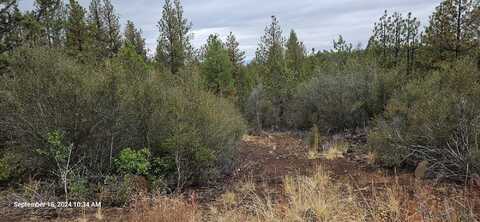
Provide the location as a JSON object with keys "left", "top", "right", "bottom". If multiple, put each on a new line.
{"left": 369, "top": 60, "right": 480, "bottom": 179}
{"left": 289, "top": 58, "right": 404, "bottom": 132}
{"left": 0, "top": 47, "right": 246, "bottom": 200}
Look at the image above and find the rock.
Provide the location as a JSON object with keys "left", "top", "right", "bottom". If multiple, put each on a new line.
{"left": 415, "top": 160, "right": 429, "bottom": 179}
{"left": 471, "top": 173, "right": 480, "bottom": 187}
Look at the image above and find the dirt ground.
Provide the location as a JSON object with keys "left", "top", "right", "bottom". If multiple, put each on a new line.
{"left": 3, "top": 132, "right": 480, "bottom": 221}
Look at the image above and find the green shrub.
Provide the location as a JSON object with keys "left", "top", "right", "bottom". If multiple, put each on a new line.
{"left": 68, "top": 176, "right": 90, "bottom": 201}
{"left": 100, "top": 175, "right": 137, "bottom": 207}
{"left": 0, "top": 153, "right": 21, "bottom": 182}
{"left": 289, "top": 57, "right": 405, "bottom": 132}
{"left": 369, "top": 60, "right": 480, "bottom": 180}
{"left": 0, "top": 47, "right": 246, "bottom": 189}
{"left": 114, "top": 148, "right": 151, "bottom": 176}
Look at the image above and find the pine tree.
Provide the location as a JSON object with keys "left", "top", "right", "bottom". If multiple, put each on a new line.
{"left": 371, "top": 10, "right": 390, "bottom": 63}
{"left": 225, "top": 32, "right": 245, "bottom": 90}
{"left": 332, "top": 35, "right": 353, "bottom": 67}
{"left": 101, "top": 0, "right": 121, "bottom": 58}
{"left": 123, "top": 20, "right": 147, "bottom": 59}
{"left": 423, "top": 0, "right": 479, "bottom": 62}
{"left": 225, "top": 32, "right": 245, "bottom": 69}
{"left": 390, "top": 12, "right": 404, "bottom": 65}
{"left": 0, "top": 0, "right": 22, "bottom": 53}
{"left": 87, "top": 0, "right": 106, "bottom": 58}
{"left": 256, "top": 15, "right": 287, "bottom": 128}
{"left": 369, "top": 10, "right": 420, "bottom": 72}
{"left": 65, "top": 0, "right": 88, "bottom": 54}
{"left": 34, "top": 0, "right": 66, "bottom": 47}
{"left": 285, "top": 30, "right": 305, "bottom": 79}
{"left": 201, "top": 34, "right": 234, "bottom": 96}
{"left": 256, "top": 15, "right": 285, "bottom": 83}
{"left": 404, "top": 12, "right": 420, "bottom": 75}
{"left": 155, "top": 0, "right": 192, "bottom": 74}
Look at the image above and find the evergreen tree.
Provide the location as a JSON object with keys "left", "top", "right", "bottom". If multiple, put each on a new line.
{"left": 369, "top": 10, "right": 420, "bottom": 72}
{"left": 285, "top": 30, "right": 305, "bottom": 79}
{"left": 87, "top": 0, "right": 106, "bottom": 58}
{"left": 333, "top": 35, "right": 352, "bottom": 53}
{"left": 0, "top": 0, "right": 22, "bottom": 53}
{"left": 201, "top": 34, "right": 234, "bottom": 96}
{"left": 225, "top": 32, "right": 245, "bottom": 69}
{"left": 370, "top": 10, "right": 390, "bottom": 63}
{"left": 123, "top": 20, "right": 147, "bottom": 59}
{"left": 404, "top": 12, "right": 420, "bottom": 75}
{"left": 34, "top": 0, "right": 66, "bottom": 47}
{"left": 65, "top": 0, "right": 88, "bottom": 54}
{"left": 256, "top": 15, "right": 287, "bottom": 128}
{"left": 256, "top": 16, "right": 286, "bottom": 83}
{"left": 423, "top": 0, "right": 479, "bottom": 62}
{"left": 225, "top": 32, "right": 245, "bottom": 92}
{"left": 155, "top": 0, "right": 192, "bottom": 74}
{"left": 332, "top": 35, "right": 353, "bottom": 67}
{"left": 101, "top": 0, "right": 121, "bottom": 58}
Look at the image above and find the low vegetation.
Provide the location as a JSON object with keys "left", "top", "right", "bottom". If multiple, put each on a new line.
{"left": 128, "top": 165, "right": 478, "bottom": 222}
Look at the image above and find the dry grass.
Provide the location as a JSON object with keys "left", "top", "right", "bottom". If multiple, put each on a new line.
{"left": 280, "top": 166, "right": 365, "bottom": 221}
{"left": 324, "top": 141, "right": 347, "bottom": 160}
{"left": 127, "top": 195, "right": 201, "bottom": 222}
{"left": 126, "top": 168, "right": 478, "bottom": 222}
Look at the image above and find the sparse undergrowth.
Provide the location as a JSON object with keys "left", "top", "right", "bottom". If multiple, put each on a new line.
{"left": 129, "top": 165, "right": 479, "bottom": 222}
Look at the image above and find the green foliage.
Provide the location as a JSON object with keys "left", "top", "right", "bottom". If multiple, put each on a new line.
{"left": 291, "top": 58, "right": 402, "bottom": 131}
{"left": 0, "top": 152, "right": 23, "bottom": 182}
{"left": 123, "top": 20, "right": 147, "bottom": 59}
{"left": 369, "top": 60, "right": 480, "bottom": 179}
{"left": 422, "top": 0, "right": 479, "bottom": 65}
{"left": 201, "top": 34, "right": 234, "bottom": 96}
{"left": 286, "top": 30, "right": 306, "bottom": 79}
{"left": 68, "top": 176, "right": 89, "bottom": 200}
{"left": 0, "top": 47, "right": 246, "bottom": 189}
{"left": 33, "top": 0, "right": 66, "bottom": 48}
{"left": 65, "top": 0, "right": 89, "bottom": 56}
{"left": 155, "top": 0, "right": 192, "bottom": 73}
{"left": 368, "top": 10, "right": 420, "bottom": 74}
{"left": 114, "top": 148, "right": 151, "bottom": 176}
{"left": 100, "top": 175, "right": 136, "bottom": 206}
{"left": 0, "top": 0, "right": 22, "bottom": 54}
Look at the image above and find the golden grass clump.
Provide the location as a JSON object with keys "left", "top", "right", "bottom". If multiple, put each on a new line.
{"left": 127, "top": 195, "right": 200, "bottom": 222}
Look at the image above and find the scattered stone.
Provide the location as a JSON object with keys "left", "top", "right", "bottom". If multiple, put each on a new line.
{"left": 415, "top": 160, "right": 429, "bottom": 179}
{"left": 471, "top": 173, "right": 480, "bottom": 187}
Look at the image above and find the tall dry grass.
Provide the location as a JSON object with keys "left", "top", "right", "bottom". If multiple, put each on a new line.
{"left": 127, "top": 166, "right": 478, "bottom": 222}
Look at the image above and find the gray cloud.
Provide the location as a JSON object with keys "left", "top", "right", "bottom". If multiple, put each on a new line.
{"left": 18, "top": 0, "right": 441, "bottom": 59}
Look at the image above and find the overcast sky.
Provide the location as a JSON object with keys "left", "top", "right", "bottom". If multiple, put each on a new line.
{"left": 18, "top": 0, "right": 442, "bottom": 60}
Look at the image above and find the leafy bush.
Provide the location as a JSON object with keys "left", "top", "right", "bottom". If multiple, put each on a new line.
{"left": 114, "top": 148, "right": 151, "bottom": 176}
{"left": 0, "top": 47, "right": 246, "bottom": 189}
{"left": 291, "top": 59, "right": 402, "bottom": 132}
{"left": 369, "top": 60, "right": 480, "bottom": 180}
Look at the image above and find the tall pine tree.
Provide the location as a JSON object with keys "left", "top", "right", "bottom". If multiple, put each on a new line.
{"left": 423, "top": 0, "right": 479, "bottom": 62}
{"left": 155, "top": 0, "right": 192, "bottom": 74}
{"left": 123, "top": 20, "right": 147, "bottom": 59}
{"left": 65, "top": 0, "right": 88, "bottom": 55}
{"left": 87, "top": 0, "right": 106, "bottom": 58}
{"left": 101, "top": 0, "right": 121, "bottom": 58}
{"left": 0, "top": 0, "right": 22, "bottom": 53}
{"left": 256, "top": 15, "right": 287, "bottom": 128}
{"left": 201, "top": 34, "right": 234, "bottom": 96}
{"left": 34, "top": 0, "right": 66, "bottom": 47}
{"left": 285, "top": 30, "right": 305, "bottom": 80}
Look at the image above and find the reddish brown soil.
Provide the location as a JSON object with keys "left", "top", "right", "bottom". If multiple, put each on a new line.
{"left": 3, "top": 132, "right": 480, "bottom": 221}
